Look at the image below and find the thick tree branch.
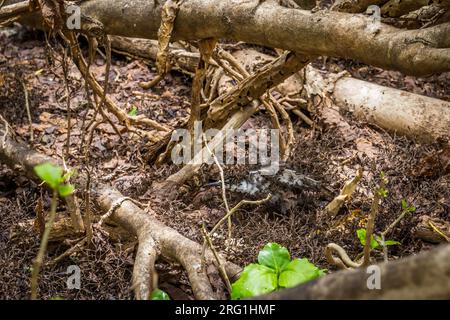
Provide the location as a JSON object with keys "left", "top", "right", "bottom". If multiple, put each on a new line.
{"left": 68, "top": 0, "right": 450, "bottom": 76}
{"left": 9, "top": 0, "right": 450, "bottom": 75}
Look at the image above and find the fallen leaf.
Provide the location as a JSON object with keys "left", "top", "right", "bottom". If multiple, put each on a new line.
{"left": 325, "top": 168, "right": 363, "bottom": 217}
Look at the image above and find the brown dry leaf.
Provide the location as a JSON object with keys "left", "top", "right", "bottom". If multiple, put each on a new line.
{"left": 356, "top": 137, "right": 379, "bottom": 159}
{"left": 320, "top": 104, "right": 356, "bottom": 142}
{"left": 325, "top": 168, "right": 363, "bottom": 217}
{"left": 414, "top": 146, "right": 450, "bottom": 177}
{"left": 37, "top": 0, "right": 64, "bottom": 30}
{"left": 33, "top": 196, "right": 45, "bottom": 235}
{"left": 330, "top": 209, "right": 363, "bottom": 233}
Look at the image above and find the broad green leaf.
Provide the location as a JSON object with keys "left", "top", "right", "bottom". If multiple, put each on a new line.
{"left": 150, "top": 289, "right": 170, "bottom": 300}
{"left": 401, "top": 199, "right": 416, "bottom": 213}
{"left": 231, "top": 264, "right": 277, "bottom": 300}
{"left": 58, "top": 184, "right": 75, "bottom": 197}
{"left": 34, "top": 163, "right": 62, "bottom": 189}
{"left": 318, "top": 269, "right": 327, "bottom": 276}
{"left": 257, "top": 242, "right": 290, "bottom": 273}
{"left": 278, "top": 258, "right": 323, "bottom": 288}
{"left": 357, "top": 229, "right": 379, "bottom": 250}
{"left": 128, "top": 106, "right": 138, "bottom": 116}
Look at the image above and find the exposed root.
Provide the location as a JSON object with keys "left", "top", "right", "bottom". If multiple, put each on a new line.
{"left": 0, "top": 120, "right": 242, "bottom": 300}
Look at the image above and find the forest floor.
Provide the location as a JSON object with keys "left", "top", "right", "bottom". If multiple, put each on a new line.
{"left": 0, "top": 25, "right": 449, "bottom": 299}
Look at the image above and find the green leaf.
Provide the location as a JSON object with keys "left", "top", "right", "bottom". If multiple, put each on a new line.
{"left": 150, "top": 289, "right": 170, "bottom": 300}
{"left": 378, "top": 187, "right": 389, "bottom": 198}
{"left": 401, "top": 199, "right": 408, "bottom": 210}
{"left": 34, "top": 163, "right": 63, "bottom": 189}
{"left": 384, "top": 240, "right": 401, "bottom": 246}
{"left": 257, "top": 242, "right": 291, "bottom": 273}
{"left": 357, "top": 229, "right": 379, "bottom": 250}
{"left": 58, "top": 184, "right": 75, "bottom": 197}
{"left": 231, "top": 264, "right": 277, "bottom": 300}
{"left": 318, "top": 269, "right": 327, "bottom": 276}
{"left": 401, "top": 199, "right": 416, "bottom": 213}
{"left": 278, "top": 258, "right": 323, "bottom": 288}
{"left": 128, "top": 106, "right": 138, "bottom": 116}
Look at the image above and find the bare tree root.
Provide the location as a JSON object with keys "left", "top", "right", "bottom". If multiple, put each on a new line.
{"left": 57, "top": 0, "right": 450, "bottom": 75}
{"left": 331, "top": 0, "right": 389, "bottom": 13}
{"left": 205, "top": 51, "right": 310, "bottom": 129}
{"left": 303, "top": 66, "right": 450, "bottom": 142}
{"left": 0, "top": 121, "right": 242, "bottom": 300}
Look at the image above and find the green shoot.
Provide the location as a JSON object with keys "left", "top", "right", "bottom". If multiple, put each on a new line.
{"left": 30, "top": 163, "right": 75, "bottom": 300}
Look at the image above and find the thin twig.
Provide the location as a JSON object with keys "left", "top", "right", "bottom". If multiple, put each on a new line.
{"left": 48, "top": 237, "right": 87, "bottom": 266}
{"left": 202, "top": 133, "right": 231, "bottom": 237}
{"left": 1, "top": 114, "right": 10, "bottom": 148}
{"left": 31, "top": 189, "right": 58, "bottom": 300}
{"left": 62, "top": 47, "right": 72, "bottom": 158}
{"left": 203, "top": 194, "right": 272, "bottom": 260}
{"left": 201, "top": 224, "right": 232, "bottom": 293}
{"left": 19, "top": 78, "right": 34, "bottom": 142}
{"left": 362, "top": 178, "right": 387, "bottom": 267}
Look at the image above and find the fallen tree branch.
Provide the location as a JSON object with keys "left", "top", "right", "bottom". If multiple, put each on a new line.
{"left": 63, "top": 0, "right": 450, "bottom": 75}
{"left": 303, "top": 66, "right": 450, "bottom": 142}
{"left": 109, "top": 37, "right": 450, "bottom": 143}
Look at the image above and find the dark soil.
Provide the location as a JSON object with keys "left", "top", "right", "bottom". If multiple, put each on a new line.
{"left": 0, "top": 25, "right": 449, "bottom": 299}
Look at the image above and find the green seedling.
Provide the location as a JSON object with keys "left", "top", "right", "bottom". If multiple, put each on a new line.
{"left": 128, "top": 106, "right": 138, "bottom": 117}
{"left": 231, "top": 242, "right": 325, "bottom": 300}
{"left": 357, "top": 228, "right": 401, "bottom": 250}
{"left": 30, "top": 163, "right": 75, "bottom": 300}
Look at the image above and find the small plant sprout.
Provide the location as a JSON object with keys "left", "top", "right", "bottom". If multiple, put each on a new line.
{"left": 128, "top": 105, "right": 138, "bottom": 117}
{"left": 231, "top": 243, "right": 325, "bottom": 299}
{"left": 34, "top": 162, "right": 75, "bottom": 197}
{"left": 326, "top": 171, "right": 393, "bottom": 269}
{"left": 30, "top": 163, "right": 75, "bottom": 300}
{"left": 357, "top": 228, "right": 400, "bottom": 251}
